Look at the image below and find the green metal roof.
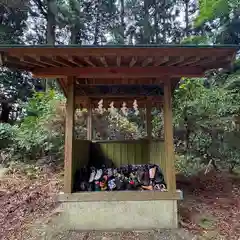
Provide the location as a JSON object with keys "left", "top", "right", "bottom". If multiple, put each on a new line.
{"left": 0, "top": 44, "right": 239, "bottom": 49}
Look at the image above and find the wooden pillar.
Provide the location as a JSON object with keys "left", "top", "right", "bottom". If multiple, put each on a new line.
{"left": 87, "top": 98, "right": 92, "bottom": 140}
{"left": 163, "top": 81, "right": 176, "bottom": 192}
{"left": 64, "top": 77, "right": 75, "bottom": 193}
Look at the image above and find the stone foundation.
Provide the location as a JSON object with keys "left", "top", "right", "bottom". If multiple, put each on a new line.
{"left": 57, "top": 192, "right": 181, "bottom": 231}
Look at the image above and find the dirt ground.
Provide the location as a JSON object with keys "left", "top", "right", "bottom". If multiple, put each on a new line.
{"left": 0, "top": 166, "right": 239, "bottom": 240}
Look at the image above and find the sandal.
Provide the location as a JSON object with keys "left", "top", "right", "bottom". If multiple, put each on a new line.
{"left": 89, "top": 167, "right": 96, "bottom": 183}
{"left": 94, "top": 169, "right": 103, "bottom": 181}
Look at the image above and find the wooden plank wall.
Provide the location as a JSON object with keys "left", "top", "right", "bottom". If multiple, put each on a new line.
{"left": 72, "top": 140, "right": 90, "bottom": 186}
{"left": 72, "top": 140, "right": 166, "bottom": 182}
{"left": 99, "top": 140, "right": 165, "bottom": 175}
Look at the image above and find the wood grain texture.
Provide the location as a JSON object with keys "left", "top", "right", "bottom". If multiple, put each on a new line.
{"left": 163, "top": 81, "right": 176, "bottom": 192}
{"left": 64, "top": 77, "right": 75, "bottom": 193}
{"left": 58, "top": 190, "right": 182, "bottom": 202}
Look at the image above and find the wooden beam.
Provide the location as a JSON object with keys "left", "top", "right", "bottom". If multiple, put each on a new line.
{"left": 75, "top": 99, "right": 163, "bottom": 109}
{"left": 83, "top": 57, "right": 96, "bottom": 67}
{"left": 65, "top": 56, "right": 83, "bottom": 67}
{"left": 52, "top": 56, "right": 73, "bottom": 67}
{"left": 154, "top": 56, "right": 169, "bottom": 66}
{"left": 4, "top": 55, "right": 37, "bottom": 69}
{"left": 3, "top": 47, "right": 236, "bottom": 58}
{"left": 58, "top": 190, "right": 182, "bottom": 202}
{"left": 163, "top": 81, "right": 176, "bottom": 193}
{"left": 64, "top": 77, "right": 75, "bottom": 193}
{"left": 75, "top": 78, "right": 163, "bottom": 85}
{"left": 76, "top": 95, "right": 163, "bottom": 100}
{"left": 20, "top": 56, "right": 46, "bottom": 68}
{"left": 129, "top": 57, "right": 137, "bottom": 67}
{"left": 142, "top": 57, "right": 153, "bottom": 67}
{"left": 99, "top": 57, "right": 108, "bottom": 67}
{"left": 32, "top": 66, "right": 204, "bottom": 78}
{"left": 178, "top": 57, "right": 201, "bottom": 66}
{"left": 191, "top": 56, "right": 217, "bottom": 66}
{"left": 35, "top": 56, "right": 59, "bottom": 67}
{"left": 168, "top": 56, "right": 185, "bottom": 66}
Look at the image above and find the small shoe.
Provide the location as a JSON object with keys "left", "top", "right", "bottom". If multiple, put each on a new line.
{"left": 143, "top": 170, "right": 150, "bottom": 186}
{"left": 107, "top": 168, "right": 113, "bottom": 178}
{"left": 113, "top": 168, "right": 118, "bottom": 176}
{"left": 149, "top": 166, "right": 156, "bottom": 179}
{"left": 87, "top": 182, "right": 94, "bottom": 191}
{"left": 155, "top": 166, "right": 165, "bottom": 184}
{"left": 89, "top": 168, "right": 96, "bottom": 183}
{"left": 141, "top": 185, "right": 153, "bottom": 190}
{"left": 115, "top": 177, "right": 124, "bottom": 190}
{"left": 94, "top": 169, "right": 103, "bottom": 181}
{"left": 80, "top": 181, "right": 87, "bottom": 191}
{"left": 108, "top": 179, "right": 116, "bottom": 190}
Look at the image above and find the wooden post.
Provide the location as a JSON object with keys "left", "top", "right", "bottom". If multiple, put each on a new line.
{"left": 64, "top": 77, "right": 75, "bottom": 193}
{"left": 87, "top": 98, "right": 92, "bottom": 140}
{"left": 163, "top": 81, "right": 176, "bottom": 192}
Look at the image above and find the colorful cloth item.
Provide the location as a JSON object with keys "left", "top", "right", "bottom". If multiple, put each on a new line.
{"left": 78, "top": 164, "right": 166, "bottom": 192}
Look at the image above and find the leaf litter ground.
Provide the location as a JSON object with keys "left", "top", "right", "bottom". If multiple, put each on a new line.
{"left": 0, "top": 167, "right": 239, "bottom": 240}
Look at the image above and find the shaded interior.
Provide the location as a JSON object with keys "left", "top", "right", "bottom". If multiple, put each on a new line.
{"left": 72, "top": 139, "right": 165, "bottom": 192}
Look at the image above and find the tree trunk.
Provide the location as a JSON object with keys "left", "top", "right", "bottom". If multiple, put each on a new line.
{"left": 45, "top": 0, "right": 56, "bottom": 92}
{"left": 93, "top": 0, "right": 101, "bottom": 45}
{"left": 0, "top": 102, "right": 11, "bottom": 123}
{"left": 120, "top": 0, "right": 125, "bottom": 43}
{"left": 143, "top": 0, "right": 150, "bottom": 44}
{"left": 161, "top": 0, "right": 167, "bottom": 43}
{"left": 46, "top": 0, "right": 56, "bottom": 45}
{"left": 153, "top": 0, "right": 159, "bottom": 43}
{"left": 184, "top": 0, "right": 190, "bottom": 37}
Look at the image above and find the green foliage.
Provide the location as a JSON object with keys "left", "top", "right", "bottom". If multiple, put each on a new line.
{"left": 0, "top": 123, "right": 17, "bottom": 149}
{"left": 181, "top": 36, "right": 209, "bottom": 44}
{"left": 0, "top": 91, "right": 65, "bottom": 162}
{"left": 195, "top": 0, "right": 230, "bottom": 27}
{"left": 195, "top": 0, "right": 240, "bottom": 44}
{"left": 175, "top": 155, "right": 205, "bottom": 176}
{"left": 174, "top": 75, "right": 240, "bottom": 172}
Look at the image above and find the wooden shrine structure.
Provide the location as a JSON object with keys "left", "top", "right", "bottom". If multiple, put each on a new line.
{"left": 0, "top": 45, "right": 238, "bottom": 230}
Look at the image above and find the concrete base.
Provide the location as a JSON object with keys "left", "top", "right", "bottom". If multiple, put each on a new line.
{"left": 57, "top": 199, "right": 178, "bottom": 231}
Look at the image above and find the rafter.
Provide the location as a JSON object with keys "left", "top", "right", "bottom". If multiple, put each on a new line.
{"left": 154, "top": 56, "right": 169, "bottom": 66}
{"left": 66, "top": 56, "right": 83, "bottom": 67}
{"left": 52, "top": 56, "right": 73, "bottom": 67}
{"left": 99, "top": 57, "right": 108, "bottom": 67}
{"left": 178, "top": 57, "right": 201, "bottom": 66}
{"left": 168, "top": 56, "right": 185, "bottom": 66}
{"left": 191, "top": 56, "right": 217, "bottom": 66}
{"left": 142, "top": 57, "right": 153, "bottom": 67}
{"left": 20, "top": 56, "right": 46, "bottom": 68}
{"left": 33, "top": 66, "right": 205, "bottom": 78}
{"left": 35, "top": 56, "right": 58, "bottom": 67}
{"left": 129, "top": 57, "right": 137, "bottom": 67}
{"left": 83, "top": 57, "right": 96, "bottom": 67}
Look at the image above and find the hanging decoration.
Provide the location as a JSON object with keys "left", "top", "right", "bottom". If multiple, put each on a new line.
{"left": 133, "top": 99, "right": 139, "bottom": 115}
